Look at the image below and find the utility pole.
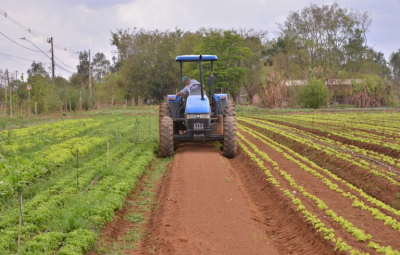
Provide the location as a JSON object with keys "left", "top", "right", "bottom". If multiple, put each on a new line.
{"left": 6, "top": 69, "right": 12, "bottom": 117}
{"left": 88, "top": 50, "right": 92, "bottom": 92}
{"left": 3, "top": 74, "right": 6, "bottom": 116}
{"left": 48, "top": 37, "right": 55, "bottom": 90}
{"left": 88, "top": 49, "right": 92, "bottom": 109}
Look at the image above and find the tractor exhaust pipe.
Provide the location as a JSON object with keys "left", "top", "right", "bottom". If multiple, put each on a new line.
{"left": 199, "top": 55, "right": 204, "bottom": 101}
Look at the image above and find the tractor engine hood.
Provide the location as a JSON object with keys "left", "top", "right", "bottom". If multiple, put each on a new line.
{"left": 186, "top": 95, "right": 211, "bottom": 114}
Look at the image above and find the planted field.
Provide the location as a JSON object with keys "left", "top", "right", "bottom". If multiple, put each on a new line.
{"left": 0, "top": 110, "right": 158, "bottom": 254}
{"left": 2, "top": 109, "right": 400, "bottom": 255}
{"left": 237, "top": 111, "right": 400, "bottom": 254}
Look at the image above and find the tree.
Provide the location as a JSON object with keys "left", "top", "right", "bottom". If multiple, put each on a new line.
{"left": 27, "top": 62, "right": 48, "bottom": 78}
{"left": 389, "top": 49, "right": 400, "bottom": 103}
{"left": 194, "top": 29, "right": 251, "bottom": 102}
{"left": 237, "top": 28, "right": 269, "bottom": 104}
{"left": 298, "top": 79, "right": 330, "bottom": 108}
{"left": 390, "top": 49, "right": 400, "bottom": 80}
{"left": 76, "top": 51, "right": 90, "bottom": 88}
{"left": 119, "top": 28, "right": 182, "bottom": 105}
{"left": 349, "top": 74, "right": 390, "bottom": 107}
{"left": 277, "top": 2, "right": 372, "bottom": 78}
{"left": 26, "top": 74, "right": 58, "bottom": 113}
{"left": 92, "top": 52, "right": 110, "bottom": 82}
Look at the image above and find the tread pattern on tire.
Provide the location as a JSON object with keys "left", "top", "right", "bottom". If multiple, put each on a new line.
{"left": 160, "top": 116, "right": 174, "bottom": 157}
{"left": 224, "top": 100, "right": 236, "bottom": 117}
{"left": 159, "top": 102, "right": 171, "bottom": 141}
{"left": 159, "top": 102, "right": 171, "bottom": 119}
{"left": 223, "top": 116, "right": 237, "bottom": 158}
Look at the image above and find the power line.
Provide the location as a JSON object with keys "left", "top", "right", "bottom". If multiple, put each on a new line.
{"left": 0, "top": 31, "right": 42, "bottom": 52}
{"left": 0, "top": 52, "right": 51, "bottom": 64}
{"left": 20, "top": 37, "right": 51, "bottom": 60}
{"left": 54, "top": 54, "right": 75, "bottom": 70}
{"left": 1, "top": 31, "right": 76, "bottom": 76}
{"left": 1, "top": 9, "right": 80, "bottom": 54}
{"left": 54, "top": 62, "right": 75, "bottom": 75}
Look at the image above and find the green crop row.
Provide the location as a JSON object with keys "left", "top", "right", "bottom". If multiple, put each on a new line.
{"left": 237, "top": 138, "right": 365, "bottom": 254}
{"left": 245, "top": 116, "right": 400, "bottom": 170}
{"left": 238, "top": 133, "right": 400, "bottom": 254}
{"left": 260, "top": 116, "right": 400, "bottom": 172}
{"left": 0, "top": 115, "right": 157, "bottom": 199}
{"left": 0, "top": 142, "right": 157, "bottom": 255}
{"left": 239, "top": 124, "right": 400, "bottom": 231}
{"left": 240, "top": 117, "right": 400, "bottom": 186}
{"left": 0, "top": 119, "right": 102, "bottom": 156}
{"left": 256, "top": 114, "right": 400, "bottom": 152}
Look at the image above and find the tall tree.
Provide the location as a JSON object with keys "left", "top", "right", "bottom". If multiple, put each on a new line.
{"left": 27, "top": 62, "right": 48, "bottom": 78}
{"left": 92, "top": 52, "right": 110, "bottom": 82}
{"left": 119, "top": 28, "right": 182, "bottom": 104}
{"left": 390, "top": 49, "right": 400, "bottom": 80}
{"left": 76, "top": 51, "right": 90, "bottom": 88}
{"left": 277, "top": 2, "right": 372, "bottom": 78}
{"left": 237, "top": 28, "right": 269, "bottom": 104}
{"left": 194, "top": 29, "right": 251, "bottom": 102}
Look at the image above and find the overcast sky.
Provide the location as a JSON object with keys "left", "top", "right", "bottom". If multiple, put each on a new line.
{"left": 1, "top": 0, "right": 399, "bottom": 81}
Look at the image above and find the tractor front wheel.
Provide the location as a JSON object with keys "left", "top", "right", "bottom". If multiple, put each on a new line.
{"left": 222, "top": 116, "right": 237, "bottom": 158}
{"left": 160, "top": 116, "right": 174, "bottom": 157}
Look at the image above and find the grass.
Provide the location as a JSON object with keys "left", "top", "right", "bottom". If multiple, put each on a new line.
{"left": 0, "top": 105, "right": 158, "bottom": 132}
{"left": 91, "top": 157, "right": 172, "bottom": 254}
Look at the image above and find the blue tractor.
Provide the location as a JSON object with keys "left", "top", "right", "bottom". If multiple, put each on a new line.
{"left": 159, "top": 55, "right": 237, "bottom": 158}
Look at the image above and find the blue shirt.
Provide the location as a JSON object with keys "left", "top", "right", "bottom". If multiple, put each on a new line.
{"left": 180, "top": 79, "right": 201, "bottom": 95}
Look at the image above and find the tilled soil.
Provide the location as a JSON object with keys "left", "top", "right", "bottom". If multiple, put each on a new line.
{"left": 138, "top": 142, "right": 336, "bottom": 255}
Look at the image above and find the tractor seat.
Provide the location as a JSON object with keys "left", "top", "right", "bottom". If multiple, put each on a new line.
{"left": 189, "top": 88, "right": 206, "bottom": 96}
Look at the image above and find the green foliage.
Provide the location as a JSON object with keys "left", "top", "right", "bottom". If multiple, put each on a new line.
{"left": 26, "top": 74, "right": 59, "bottom": 113}
{"left": 3, "top": 2, "right": 399, "bottom": 112}
{"left": 194, "top": 29, "right": 251, "bottom": 100}
{"left": 390, "top": 49, "right": 400, "bottom": 80}
{"left": 350, "top": 74, "right": 391, "bottom": 107}
{"left": 298, "top": 79, "right": 330, "bottom": 108}
{"left": 0, "top": 113, "right": 159, "bottom": 254}
{"left": 117, "top": 28, "right": 181, "bottom": 104}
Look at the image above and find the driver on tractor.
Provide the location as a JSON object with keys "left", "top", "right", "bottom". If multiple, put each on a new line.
{"left": 175, "top": 76, "right": 203, "bottom": 97}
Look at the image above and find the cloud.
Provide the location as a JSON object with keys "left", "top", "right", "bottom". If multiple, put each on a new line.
{"left": 1, "top": 0, "right": 399, "bottom": 79}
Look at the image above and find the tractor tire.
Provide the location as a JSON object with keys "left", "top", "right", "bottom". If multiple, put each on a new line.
{"left": 222, "top": 116, "right": 237, "bottom": 158}
{"left": 159, "top": 102, "right": 171, "bottom": 125}
{"left": 224, "top": 100, "right": 236, "bottom": 117}
{"left": 160, "top": 116, "right": 174, "bottom": 157}
{"left": 159, "top": 102, "right": 171, "bottom": 141}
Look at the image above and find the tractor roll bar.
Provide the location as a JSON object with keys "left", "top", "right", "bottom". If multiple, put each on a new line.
{"left": 176, "top": 55, "right": 218, "bottom": 98}
{"left": 199, "top": 55, "right": 204, "bottom": 100}
{"left": 180, "top": 61, "right": 183, "bottom": 89}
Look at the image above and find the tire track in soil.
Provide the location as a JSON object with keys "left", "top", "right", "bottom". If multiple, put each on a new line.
{"left": 139, "top": 142, "right": 337, "bottom": 255}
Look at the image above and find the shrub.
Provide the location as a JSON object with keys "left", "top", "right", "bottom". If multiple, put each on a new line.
{"left": 298, "top": 79, "right": 330, "bottom": 108}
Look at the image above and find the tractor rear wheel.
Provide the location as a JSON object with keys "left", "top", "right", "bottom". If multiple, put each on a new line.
{"left": 159, "top": 102, "right": 171, "bottom": 127}
{"left": 160, "top": 116, "right": 174, "bottom": 157}
{"left": 159, "top": 102, "right": 171, "bottom": 141}
{"left": 222, "top": 116, "right": 237, "bottom": 158}
{"left": 224, "top": 100, "right": 236, "bottom": 117}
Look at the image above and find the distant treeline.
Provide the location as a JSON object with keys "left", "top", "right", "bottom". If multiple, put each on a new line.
{"left": 1, "top": 2, "right": 400, "bottom": 114}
